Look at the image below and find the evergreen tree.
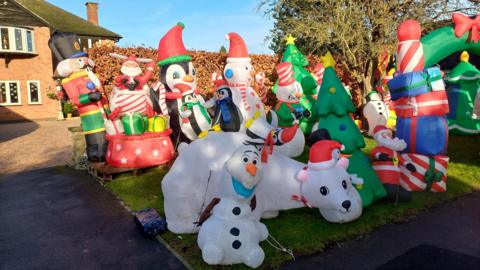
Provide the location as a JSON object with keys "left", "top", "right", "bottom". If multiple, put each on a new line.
{"left": 315, "top": 52, "right": 386, "bottom": 207}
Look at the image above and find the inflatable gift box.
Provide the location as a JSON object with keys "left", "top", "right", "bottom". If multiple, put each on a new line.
{"left": 388, "top": 71, "right": 429, "bottom": 101}
{"left": 148, "top": 115, "right": 169, "bottom": 132}
{"left": 399, "top": 153, "right": 448, "bottom": 192}
{"left": 425, "top": 66, "right": 445, "bottom": 92}
{"left": 396, "top": 115, "right": 448, "bottom": 156}
{"left": 106, "top": 130, "right": 175, "bottom": 168}
{"left": 121, "top": 112, "right": 147, "bottom": 136}
{"left": 134, "top": 208, "right": 167, "bottom": 237}
{"left": 394, "top": 91, "right": 449, "bottom": 118}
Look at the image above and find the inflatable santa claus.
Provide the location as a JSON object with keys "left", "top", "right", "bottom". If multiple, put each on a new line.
{"left": 371, "top": 125, "right": 411, "bottom": 202}
{"left": 106, "top": 54, "right": 156, "bottom": 134}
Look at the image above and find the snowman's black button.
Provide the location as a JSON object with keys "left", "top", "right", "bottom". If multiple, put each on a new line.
{"left": 232, "top": 240, "right": 242, "bottom": 249}
{"left": 232, "top": 207, "right": 241, "bottom": 215}
{"left": 230, "top": 227, "right": 240, "bottom": 236}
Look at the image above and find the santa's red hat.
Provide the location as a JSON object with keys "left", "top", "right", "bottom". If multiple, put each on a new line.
{"left": 276, "top": 62, "right": 296, "bottom": 86}
{"left": 124, "top": 55, "right": 138, "bottom": 64}
{"left": 225, "top": 32, "right": 250, "bottom": 63}
{"left": 157, "top": 22, "right": 191, "bottom": 66}
{"left": 373, "top": 125, "right": 391, "bottom": 139}
{"left": 308, "top": 140, "right": 345, "bottom": 170}
{"left": 211, "top": 72, "right": 227, "bottom": 89}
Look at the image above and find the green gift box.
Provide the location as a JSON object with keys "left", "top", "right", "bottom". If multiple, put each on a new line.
{"left": 121, "top": 112, "right": 147, "bottom": 135}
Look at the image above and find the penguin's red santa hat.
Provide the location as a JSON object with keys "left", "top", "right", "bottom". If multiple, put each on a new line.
{"left": 308, "top": 140, "right": 345, "bottom": 170}
{"left": 157, "top": 22, "right": 192, "bottom": 66}
{"left": 225, "top": 32, "right": 251, "bottom": 64}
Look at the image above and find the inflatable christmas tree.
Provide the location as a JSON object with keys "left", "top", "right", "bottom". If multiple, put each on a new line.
{"left": 445, "top": 51, "right": 480, "bottom": 135}
{"left": 315, "top": 52, "right": 386, "bottom": 207}
{"left": 272, "top": 35, "right": 318, "bottom": 135}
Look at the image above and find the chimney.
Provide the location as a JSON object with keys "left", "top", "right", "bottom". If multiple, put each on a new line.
{"left": 85, "top": 2, "right": 98, "bottom": 26}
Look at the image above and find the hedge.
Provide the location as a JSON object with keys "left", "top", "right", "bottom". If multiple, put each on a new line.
{"left": 88, "top": 43, "right": 361, "bottom": 107}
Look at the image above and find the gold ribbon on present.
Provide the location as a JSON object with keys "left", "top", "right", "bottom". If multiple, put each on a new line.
{"left": 148, "top": 115, "right": 170, "bottom": 132}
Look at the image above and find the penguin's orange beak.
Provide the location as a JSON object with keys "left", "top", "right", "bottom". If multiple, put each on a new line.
{"left": 245, "top": 163, "right": 257, "bottom": 176}
{"left": 183, "top": 75, "right": 194, "bottom": 83}
{"left": 249, "top": 70, "right": 256, "bottom": 77}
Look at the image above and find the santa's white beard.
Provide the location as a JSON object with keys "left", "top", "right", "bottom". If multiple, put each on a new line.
{"left": 121, "top": 66, "right": 142, "bottom": 77}
{"left": 375, "top": 135, "right": 407, "bottom": 152}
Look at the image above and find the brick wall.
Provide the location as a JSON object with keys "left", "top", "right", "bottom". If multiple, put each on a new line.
{"left": 0, "top": 26, "right": 58, "bottom": 121}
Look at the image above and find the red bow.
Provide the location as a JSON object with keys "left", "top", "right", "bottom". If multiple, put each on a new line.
{"left": 452, "top": 12, "right": 480, "bottom": 43}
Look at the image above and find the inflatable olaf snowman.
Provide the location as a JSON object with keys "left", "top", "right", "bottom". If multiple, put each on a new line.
{"left": 223, "top": 33, "right": 266, "bottom": 124}
{"left": 197, "top": 144, "right": 268, "bottom": 268}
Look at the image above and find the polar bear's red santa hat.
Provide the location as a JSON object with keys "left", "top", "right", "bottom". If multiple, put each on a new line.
{"left": 308, "top": 140, "right": 345, "bottom": 170}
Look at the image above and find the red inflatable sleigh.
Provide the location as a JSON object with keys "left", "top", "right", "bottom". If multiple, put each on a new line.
{"left": 106, "top": 129, "right": 175, "bottom": 168}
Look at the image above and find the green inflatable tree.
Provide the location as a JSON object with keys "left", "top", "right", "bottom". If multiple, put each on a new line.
{"left": 272, "top": 35, "right": 318, "bottom": 134}
{"left": 445, "top": 51, "right": 480, "bottom": 135}
{"left": 315, "top": 52, "right": 386, "bottom": 207}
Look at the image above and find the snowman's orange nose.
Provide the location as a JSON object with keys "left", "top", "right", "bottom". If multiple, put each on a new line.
{"left": 245, "top": 163, "right": 257, "bottom": 176}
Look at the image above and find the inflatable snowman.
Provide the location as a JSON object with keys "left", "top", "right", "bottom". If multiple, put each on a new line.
{"left": 197, "top": 145, "right": 268, "bottom": 268}
{"left": 223, "top": 33, "right": 266, "bottom": 125}
{"left": 363, "top": 90, "right": 389, "bottom": 136}
{"left": 270, "top": 62, "right": 310, "bottom": 128}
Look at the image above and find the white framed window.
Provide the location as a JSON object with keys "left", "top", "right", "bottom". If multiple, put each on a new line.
{"left": 27, "top": 80, "right": 41, "bottom": 104}
{"left": 0, "top": 81, "right": 21, "bottom": 105}
{"left": 0, "top": 26, "right": 35, "bottom": 54}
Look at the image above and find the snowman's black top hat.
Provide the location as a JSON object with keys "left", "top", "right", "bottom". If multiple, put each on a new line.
{"left": 48, "top": 31, "right": 87, "bottom": 62}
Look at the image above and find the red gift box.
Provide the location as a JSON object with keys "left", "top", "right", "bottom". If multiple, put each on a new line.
{"left": 106, "top": 129, "right": 175, "bottom": 168}
{"left": 394, "top": 91, "right": 449, "bottom": 118}
{"left": 399, "top": 153, "right": 449, "bottom": 192}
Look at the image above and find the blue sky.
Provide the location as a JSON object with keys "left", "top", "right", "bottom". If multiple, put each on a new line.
{"left": 48, "top": 0, "right": 274, "bottom": 54}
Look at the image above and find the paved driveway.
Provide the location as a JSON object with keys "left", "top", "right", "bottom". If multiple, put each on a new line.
{"left": 0, "top": 167, "right": 185, "bottom": 270}
{"left": 0, "top": 119, "right": 81, "bottom": 175}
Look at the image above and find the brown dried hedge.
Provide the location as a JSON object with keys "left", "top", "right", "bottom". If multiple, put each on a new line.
{"left": 88, "top": 44, "right": 360, "bottom": 107}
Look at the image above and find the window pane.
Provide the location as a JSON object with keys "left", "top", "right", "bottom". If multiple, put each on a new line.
{"left": 0, "top": 82, "right": 6, "bottom": 104}
{"left": 26, "top": 31, "right": 33, "bottom": 52}
{"left": 1, "top": 28, "right": 9, "bottom": 50}
{"left": 9, "top": 82, "right": 19, "bottom": 103}
{"left": 29, "top": 82, "right": 39, "bottom": 103}
{"left": 14, "top": 29, "right": 22, "bottom": 51}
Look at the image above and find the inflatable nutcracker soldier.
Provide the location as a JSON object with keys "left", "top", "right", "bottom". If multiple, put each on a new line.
{"left": 48, "top": 32, "right": 108, "bottom": 162}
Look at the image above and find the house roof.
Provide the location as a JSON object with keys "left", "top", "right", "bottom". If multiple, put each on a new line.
{"left": 14, "top": 0, "right": 122, "bottom": 39}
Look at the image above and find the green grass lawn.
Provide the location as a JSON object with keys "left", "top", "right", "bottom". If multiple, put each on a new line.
{"left": 107, "top": 135, "right": 480, "bottom": 269}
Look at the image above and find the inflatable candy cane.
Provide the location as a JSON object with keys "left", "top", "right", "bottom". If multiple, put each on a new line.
{"left": 396, "top": 20, "right": 425, "bottom": 74}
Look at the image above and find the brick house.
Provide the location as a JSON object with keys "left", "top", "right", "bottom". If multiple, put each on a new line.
{"left": 0, "top": 0, "right": 121, "bottom": 121}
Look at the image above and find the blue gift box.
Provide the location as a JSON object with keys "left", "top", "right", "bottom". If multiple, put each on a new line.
{"left": 388, "top": 71, "right": 430, "bottom": 100}
{"left": 134, "top": 208, "right": 167, "bottom": 237}
{"left": 396, "top": 115, "right": 448, "bottom": 156}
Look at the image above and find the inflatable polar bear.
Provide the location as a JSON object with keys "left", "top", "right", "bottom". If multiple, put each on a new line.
{"left": 198, "top": 145, "right": 268, "bottom": 268}
{"left": 162, "top": 132, "right": 363, "bottom": 234}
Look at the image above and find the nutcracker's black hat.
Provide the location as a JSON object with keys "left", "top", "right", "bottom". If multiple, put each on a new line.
{"left": 48, "top": 31, "right": 87, "bottom": 62}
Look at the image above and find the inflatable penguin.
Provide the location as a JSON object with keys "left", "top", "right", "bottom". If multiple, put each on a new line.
{"left": 197, "top": 144, "right": 268, "bottom": 268}
{"left": 153, "top": 22, "right": 211, "bottom": 145}
{"left": 211, "top": 76, "right": 243, "bottom": 132}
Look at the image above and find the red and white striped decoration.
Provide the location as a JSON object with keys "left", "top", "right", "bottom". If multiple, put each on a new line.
{"left": 396, "top": 20, "right": 425, "bottom": 74}
{"left": 153, "top": 81, "right": 168, "bottom": 115}
{"left": 399, "top": 153, "right": 449, "bottom": 192}
{"left": 314, "top": 63, "right": 325, "bottom": 86}
{"left": 227, "top": 81, "right": 250, "bottom": 111}
{"left": 110, "top": 89, "right": 151, "bottom": 116}
{"left": 276, "top": 62, "right": 295, "bottom": 86}
{"left": 255, "top": 72, "right": 267, "bottom": 103}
